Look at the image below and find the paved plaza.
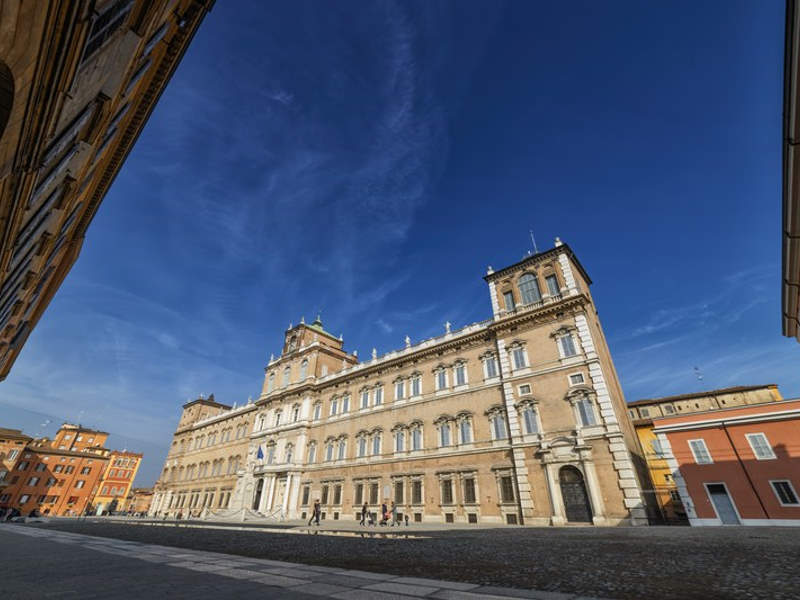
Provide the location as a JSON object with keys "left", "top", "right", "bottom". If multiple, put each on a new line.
{"left": 4, "top": 519, "right": 799, "bottom": 599}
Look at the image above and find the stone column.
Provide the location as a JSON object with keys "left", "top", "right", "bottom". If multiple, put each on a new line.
{"left": 282, "top": 474, "right": 293, "bottom": 515}
{"left": 542, "top": 458, "right": 566, "bottom": 526}
{"left": 266, "top": 475, "right": 277, "bottom": 512}
{"left": 579, "top": 450, "right": 607, "bottom": 525}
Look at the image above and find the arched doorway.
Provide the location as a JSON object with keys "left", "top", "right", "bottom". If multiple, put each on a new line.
{"left": 252, "top": 478, "right": 264, "bottom": 510}
{"left": 559, "top": 465, "right": 593, "bottom": 523}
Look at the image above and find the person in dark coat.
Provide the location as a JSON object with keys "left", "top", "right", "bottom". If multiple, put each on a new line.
{"left": 359, "top": 502, "right": 368, "bottom": 526}
{"left": 308, "top": 500, "right": 321, "bottom": 526}
{"left": 380, "top": 502, "right": 388, "bottom": 526}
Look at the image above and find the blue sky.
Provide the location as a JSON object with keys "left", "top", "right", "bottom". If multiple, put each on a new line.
{"left": 1, "top": 1, "right": 795, "bottom": 486}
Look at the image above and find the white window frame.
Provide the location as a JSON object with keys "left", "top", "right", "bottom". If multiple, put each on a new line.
{"left": 357, "top": 436, "right": 367, "bottom": 458}
{"left": 395, "top": 430, "right": 405, "bottom": 453}
{"left": 371, "top": 433, "right": 381, "bottom": 456}
{"left": 395, "top": 380, "right": 405, "bottom": 401}
{"left": 568, "top": 372, "right": 585, "bottom": 386}
{"left": 411, "top": 374, "right": 421, "bottom": 397}
{"left": 436, "top": 369, "right": 448, "bottom": 391}
{"left": 330, "top": 398, "right": 338, "bottom": 416}
{"left": 374, "top": 385, "right": 383, "bottom": 406}
{"left": 490, "top": 412, "right": 508, "bottom": 440}
{"left": 688, "top": 439, "right": 713, "bottom": 464}
{"left": 518, "top": 383, "right": 532, "bottom": 396}
{"left": 453, "top": 362, "right": 468, "bottom": 387}
{"left": 511, "top": 345, "right": 528, "bottom": 370}
{"left": 576, "top": 396, "right": 596, "bottom": 427}
{"left": 411, "top": 426, "right": 422, "bottom": 451}
{"left": 307, "top": 443, "right": 317, "bottom": 464}
{"left": 521, "top": 404, "right": 539, "bottom": 435}
{"left": 313, "top": 403, "right": 322, "bottom": 421}
{"left": 745, "top": 432, "right": 776, "bottom": 460}
{"left": 557, "top": 333, "right": 578, "bottom": 358}
{"left": 459, "top": 418, "right": 472, "bottom": 444}
{"left": 360, "top": 389, "right": 370, "bottom": 409}
{"left": 439, "top": 422, "right": 451, "bottom": 447}
{"left": 341, "top": 395, "right": 350, "bottom": 414}
{"left": 483, "top": 355, "right": 498, "bottom": 380}
{"left": 770, "top": 479, "right": 800, "bottom": 506}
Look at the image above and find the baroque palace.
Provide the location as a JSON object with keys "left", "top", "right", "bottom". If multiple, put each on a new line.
{"left": 151, "top": 240, "right": 650, "bottom": 526}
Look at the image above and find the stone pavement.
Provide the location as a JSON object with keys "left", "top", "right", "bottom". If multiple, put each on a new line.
{"left": 2, "top": 524, "right": 606, "bottom": 600}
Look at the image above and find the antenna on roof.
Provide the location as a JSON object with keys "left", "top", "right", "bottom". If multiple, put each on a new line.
{"left": 529, "top": 230, "right": 539, "bottom": 254}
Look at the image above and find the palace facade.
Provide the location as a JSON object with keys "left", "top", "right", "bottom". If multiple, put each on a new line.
{"left": 151, "top": 240, "right": 650, "bottom": 526}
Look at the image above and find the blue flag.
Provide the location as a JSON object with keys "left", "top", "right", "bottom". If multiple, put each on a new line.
{"left": 256, "top": 445, "right": 264, "bottom": 459}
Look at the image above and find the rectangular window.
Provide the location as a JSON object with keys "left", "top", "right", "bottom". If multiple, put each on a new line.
{"left": 560, "top": 335, "right": 577, "bottom": 357}
{"left": 522, "top": 407, "right": 538, "bottom": 434}
{"left": 358, "top": 437, "right": 367, "bottom": 457}
{"left": 369, "top": 482, "right": 379, "bottom": 505}
{"left": 75, "top": 480, "right": 85, "bottom": 489}
{"left": 411, "top": 376, "right": 421, "bottom": 396}
{"left": 361, "top": 390, "right": 369, "bottom": 409}
{"left": 321, "top": 485, "right": 329, "bottom": 505}
{"left": 500, "top": 476, "right": 515, "bottom": 503}
{"left": 27, "top": 477, "right": 40, "bottom": 486}
{"left": 411, "top": 428, "right": 422, "bottom": 450}
{"left": 771, "top": 481, "right": 799, "bottom": 506}
{"left": 301, "top": 485, "right": 310, "bottom": 506}
{"left": 518, "top": 384, "right": 532, "bottom": 395}
{"left": 333, "top": 484, "right": 342, "bottom": 505}
{"left": 440, "top": 424, "right": 450, "bottom": 447}
{"left": 330, "top": 399, "right": 337, "bottom": 416}
{"left": 455, "top": 364, "right": 466, "bottom": 386}
{"left": 441, "top": 479, "right": 453, "bottom": 504}
{"left": 503, "top": 291, "right": 515, "bottom": 311}
{"left": 19, "top": 494, "right": 31, "bottom": 504}
{"left": 546, "top": 274, "right": 560, "bottom": 296}
{"left": 663, "top": 405, "right": 675, "bottom": 415}
{"left": 689, "top": 439, "right": 713, "bottom": 464}
{"left": 354, "top": 483, "right": 363, "bottom": 505}
{"left": 578, "top": 398, "right": 596, "bottom": 427}
{"left": 372, "top": 435, "right": 381, "bottom": 456}
{"left": 374, "top": 386, "right": 383, "bottom": 405}
{"left": 34, "top": 463, "right": 46, "bottom": 472}
{"left": 412, "top": 480, "right": 422, "bottom": 504}
{"left": 569, "top": 373, "right": 584, "bottom": 386}
{"left": 17, "top": 462, "right": 29, "bottom": 470}
{"left": 394, "top": 481, "right": 404, "bottom": 504}
{"left": 395, "top": 381, "right": 405, "bottom": 400}
{"left": 313, "top": 404, "right": 322, "bottom": 420}
{"left": 746, "top": 433, "right": 776, "bottom": 460}
{"left": 81, "top": 467, "right": 91, "bottom": 475}
{"left": 464, "top": 478, "right": 476, "bottom": 503}
{"left": 651, "top": 438, "right": 665, "bottom": 457}
{"left": 436, "top": 370, "right": 447, "bottom": 390}
{"left": 484, "top": 357, "right": 497, "bottom": 379}
{"left": 341, "top": 396, "right": 349, "bottom": 413}
{"left": 8, "top": 450, "right": 19, "bottom": 460}
{"left": 395, "top": 431, "right": 405, "bottom": 453}
{"left": 512, "top": 347, "right": 526, "bottom": 370}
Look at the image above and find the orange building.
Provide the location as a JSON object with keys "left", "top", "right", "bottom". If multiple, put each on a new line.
{"left": 0, "top": 427, "right": 31, "bottom": 488}
{"left": 0, "top": 440, "right": 110, "bottom": 516}
{"left": 93, "top": 450, "right": 142, "bottom": 514}
{"left": 654, "top": 399, "right": 800, "bottom": 526}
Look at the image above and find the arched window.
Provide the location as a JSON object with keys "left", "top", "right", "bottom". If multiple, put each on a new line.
{"left": 337, "top": 438, "right": 347, "bottom": 460}
{"left": 371, "top": 431, "right": 382, "bottom": 456}
{"left": 435, "top": 367, "right": 448, "bottom": 391}
{"left": 307, "top": 442, "right": 317, "bottom": 464}
{"left": 299, "top": 359, "right": 308, "bottom": 381}
{"left": 577, "top": 394, "right": 596, "bottom": 426}
{"left": 282, "top": 366, "right": 291, "bottom": 388}
{"left": 374, "top": 385, "right": 384, "bottom": 405}
{"left": 520, "top": 402, "right": 539, "bottom": 434}
{"left": 288, "top": 335, "right": 297, "bottom": 352}
{"left": 313, "top": 402, "right": 322, "bottom": 421}
{"left": 458, "top": 416, "right": 472, "bottom": 444}
{"left": 274, "top": 410, "right": 282, "bottom": 427}
{"left": 394, "top": 428, "right": 405, "bottom": 453}
{"left": 341, "top": 394, "right": 350, "bottom": 413}
{"left": 410, "top": 422, "right": 423, "bottom": 451}
{"left": 410, "top": 373, "right": 421, "bottom": 397}
{"left": 267, "top": 372, "right": 275, "bottom": 393}
{"left": 437, "top": 420, "right": 451, "bottom": 447}
{"left": 394, "top": 379, "right": 405, "bottom": 400}
{"left": 357, "top": 434, "right": 367, "bottom": 457}
{"left": 454, "top": 362, "right": 467, "bottom": 386}
{"left": 325, "top": 440, "right": 335, "bottom": 462}
{"left": 266, "top": 442, "right": 276, "bottom": 465}
{"left": 518, "top": 273, "right": 542, "bottom": 305}
{"left": 360, "top": 388, "right": 370, "bottom": 409}
{"left": 487, "top": 407, "right": 508, "bottom": 440}
{"left": 285, "top": 443, "right": 294, "bottom": 464}
{"left": 330, "top": 397, "right": 338, "bottom": 416}
{"left": 292, "top": 404, "right": 300, "bottom": 422}
{"left": 482, "top": 353, "right": 498, "bottom": 379}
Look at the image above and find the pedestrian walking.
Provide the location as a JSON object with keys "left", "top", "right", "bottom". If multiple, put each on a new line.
{"left": 380, "top": 502, "right": 388, "bottom": 526}
{"left": 359, "top": 502, "right": 368, "bottom": 526}
{"left": 404, "top": 514, "right": 409, "bottom": 527}
{"left": 391, "top": 501, "right": 398, "bottom": 526}
{"left": 308, "top": 500, "right": 321, "bottom": 526}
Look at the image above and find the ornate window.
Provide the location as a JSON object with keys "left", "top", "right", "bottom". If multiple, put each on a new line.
{"left": 285, "top": 443, "right": 294, "bottom": 464}
{"left": 393, "top": 426, "right": 406, "bottom": 453}
{"left": 567, "top": 387, "right": 598, "bottom": 427}
{"left": 292, "top": 404, "right": 300, "bottom": 422}
{"left": 330, "top": 397, "right": 338, "bottom": 416}
{"left": 518, "top": 400, "right": 539, "bottom": 435}
{"left": 454, "top": 361, "right": 467, "bottom": 386}
{"left": 409, "top": 421, "right": 423, "bottom": 451}
{"left": 545, "top": 274, "right": 560, "bottom": 297}
{"left": 518, "top": 273, "right": 542, "bottom": 305}
{"left": 410, "top": 373, "right": 422, "bottom": 397}
{"left": 267, "top": 372, "right": 275, "bottom": 393}
{"left": 508, "top": 342, "right": 528, "bottom": 370}
{"left": 503, "top": 290, "right": 515, "bottom": 311}
{"left": 341, "top": 394, "right": 350, "bottom": 413}
{"left": 299, "top": 359, "right": 308, "bottom": 381}
{"left": 307, "top": 441, "right": 317, "bottom": 464}
{"left": 394, "top": 379, "right": 405, "bottom": 400}
{"left": 360, "top": 388, "right": 370, "bottom": 409}
{"left": 551, "top": 326, "right": 579, "bottom": 358}
{"left": 457, "top": 413, "right": 473, "bottom": 444}
{"left": 374, "top": 384, "right": 384, "bottom": 405}
{"left": 487, "top": 406, "right": 508, "bottom": 440}
{"left": 371, "top": 430, "right": 382, "bottom": 456}
{"left": 266, "top": 442, "right": 276, "bottom": 465}
{"left": 435, "top": 416, "right": 453, "bottom": 447}
{"left": 274, "top": 410, "right": 282, "bottom": 427}
{"left": 282, "top": 366, "right": 291, "bottom": 388}
{"left": 288, "top": 335, "right": 297, "bottom": 352}
{"left": 337, "top": 437, "right": 347, "bottom": 461}
{"left": 482, "top": 353, "right": 498, "bottom": 379}
{"left": 357, "top": 433, "right": 368, "bottom": 458}
{"left": 313, "top": 402, "right": 322, "bottom": 421}
{"left": 435, "top": 367, "right": 448, "bottom": 391}
{"left": 324, "top": 439, "right": 335, "bottom": 462}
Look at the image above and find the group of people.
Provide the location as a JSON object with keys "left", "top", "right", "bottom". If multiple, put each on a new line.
{"left": 305, "top": 500, "right": 409, "bottom": 527}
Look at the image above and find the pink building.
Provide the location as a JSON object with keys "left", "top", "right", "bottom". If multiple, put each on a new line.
{"left": 653, "top": 399, "right": 800, "bottom": 526}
